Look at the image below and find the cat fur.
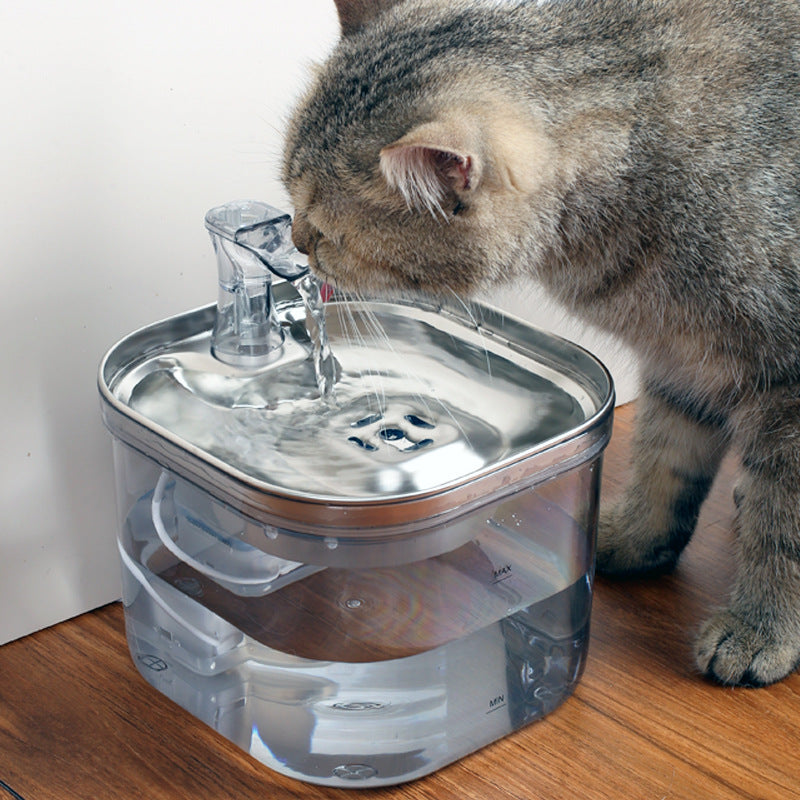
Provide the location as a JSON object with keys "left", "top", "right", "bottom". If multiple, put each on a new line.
{"left": 282, "top": 0, "right": 800, "bottom": 687}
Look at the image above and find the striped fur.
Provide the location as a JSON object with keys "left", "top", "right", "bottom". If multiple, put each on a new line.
{"left": 283, "top": 0, "right": 800, "bottom": 686}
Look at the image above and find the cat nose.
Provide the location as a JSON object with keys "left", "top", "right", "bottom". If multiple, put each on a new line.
{"left": 291, "top": 213, "right": 316, "bottom": 255}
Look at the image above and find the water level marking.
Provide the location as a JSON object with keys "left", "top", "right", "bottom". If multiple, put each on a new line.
{"left": 492, "top": 564, "right": 513, "bottom": 584}
{"left": 487, "top": 694, "right": 507, "bottom": 714}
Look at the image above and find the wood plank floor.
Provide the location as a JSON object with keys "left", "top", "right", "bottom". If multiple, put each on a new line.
{"left": 1, "top": 402, "right": 798, "bottom": 800}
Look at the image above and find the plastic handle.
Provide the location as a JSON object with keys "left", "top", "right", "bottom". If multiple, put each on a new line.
{"left": 117, "top": 541, "right": 229, "bottom": 648}
{"left": 151, "top": 471, "right": 284, "bottom": 589}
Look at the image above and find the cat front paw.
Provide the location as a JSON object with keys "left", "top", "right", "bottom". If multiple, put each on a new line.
{"left": 596, "top": 504, "right": 682, "bottom": 577}
{"left": 695, "top": 609, "right": 800, "bottom": 686}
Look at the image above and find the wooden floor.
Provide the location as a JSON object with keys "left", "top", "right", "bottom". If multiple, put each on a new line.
{"left": 1, "top": 402, "right": 798, "bottom": 800}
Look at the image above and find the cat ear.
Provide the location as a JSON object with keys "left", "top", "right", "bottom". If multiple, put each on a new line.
{"left": 333, "top": 0, "right": 404, "bottom": 35}
{"left": 380, "top": 123, "right": 482, "bottom": 216}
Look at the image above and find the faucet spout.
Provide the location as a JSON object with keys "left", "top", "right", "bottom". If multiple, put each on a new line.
{"left": 205, "top": 200, "right": 309, "bottom": 367}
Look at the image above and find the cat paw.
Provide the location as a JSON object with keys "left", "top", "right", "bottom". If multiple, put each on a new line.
{"left": 595, "top": 505, "right": 681, "bottom": 577}
{"left": 695, "top": 610, "right": 800, "bottom": 686}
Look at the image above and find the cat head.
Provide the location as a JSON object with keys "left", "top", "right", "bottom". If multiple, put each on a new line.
{"left": 282, "top": 0, "right": 568, "bottom": 296}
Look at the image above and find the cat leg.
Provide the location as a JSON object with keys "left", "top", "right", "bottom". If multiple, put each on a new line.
{"left": 597, "top": 380, "right": 731, "bottom": 576}
{"left": 696, "top": 386, "right": 800, "bottom": 686}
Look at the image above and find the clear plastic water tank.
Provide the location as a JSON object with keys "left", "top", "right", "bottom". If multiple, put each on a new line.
{"left": 98, "top": 204, "right": 614, "bottom": 788}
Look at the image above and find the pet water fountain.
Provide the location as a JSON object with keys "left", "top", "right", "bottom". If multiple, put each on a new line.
{"left": 98, "top": 200, "right": 614, "bottom": 787}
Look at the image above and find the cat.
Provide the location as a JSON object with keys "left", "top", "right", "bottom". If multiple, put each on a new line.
{"left": 282, "top": 0, "right": 800, "bottom": 687}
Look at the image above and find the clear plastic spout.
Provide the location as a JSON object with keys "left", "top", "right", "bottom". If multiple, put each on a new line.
{"left": 205, "top": 200, "right": 309, "bottom": 367}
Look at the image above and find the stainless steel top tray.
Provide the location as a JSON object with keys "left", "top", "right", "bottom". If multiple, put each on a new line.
{"left": 99, "top": 283, "right": 614, "bottom": 533}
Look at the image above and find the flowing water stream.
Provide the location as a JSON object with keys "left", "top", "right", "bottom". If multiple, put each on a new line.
{"left": 294, "top": 274, "right": 342, "bottom": 401}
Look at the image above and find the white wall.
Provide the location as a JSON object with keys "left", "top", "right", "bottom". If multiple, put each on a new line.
{"left": 0, "top": 0, "right": 637, "bottom": 645}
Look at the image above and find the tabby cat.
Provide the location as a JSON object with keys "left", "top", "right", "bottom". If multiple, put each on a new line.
{"left": 282, "top": 0, "right": 800, "bottom": 687}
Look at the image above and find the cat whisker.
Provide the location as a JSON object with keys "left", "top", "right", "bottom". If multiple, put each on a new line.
{"left": 445, "top": 287, "right": 493, "bottom": 381}
{"left": 333, "top": 288, "right": 472, "bottom": 447}
{"left": 343, "top": 291, "right": 388, "bottom": 414}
